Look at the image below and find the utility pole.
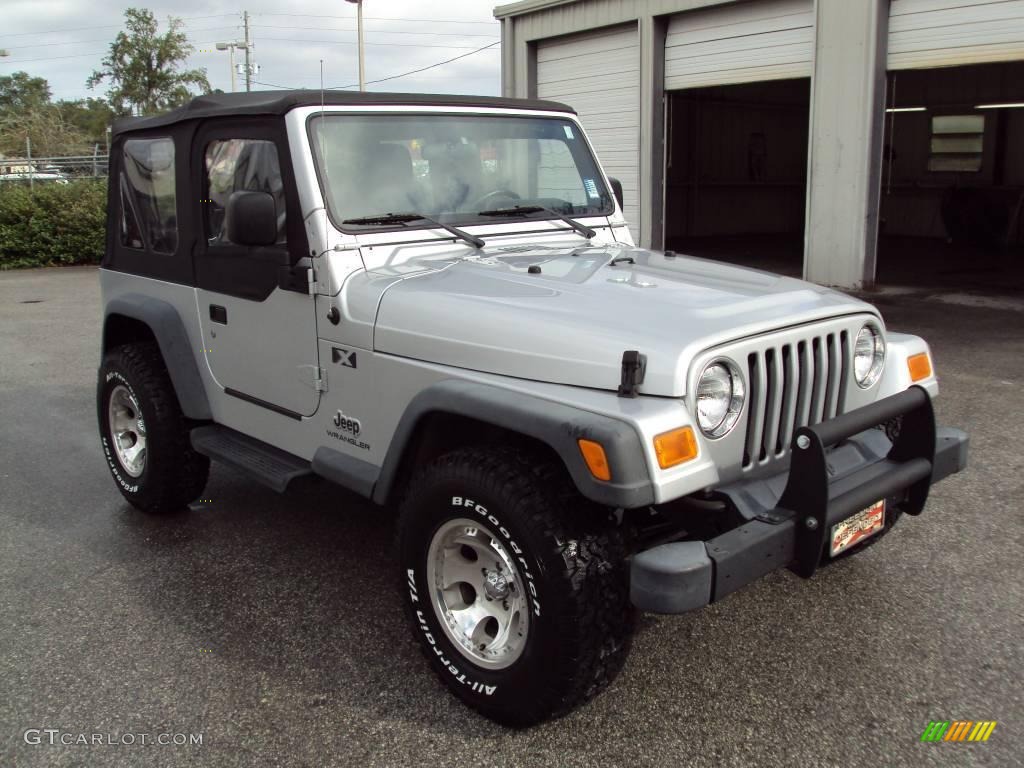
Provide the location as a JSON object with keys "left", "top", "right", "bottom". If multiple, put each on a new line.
{"left": 344, "top": 0, "right": 366, "bottom": 91}
{"left": 243, "top": 11, "right": 252, "bottom": 92}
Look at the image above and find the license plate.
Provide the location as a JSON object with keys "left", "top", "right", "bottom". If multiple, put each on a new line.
{"left": 830, "top": 500, "right": 885, "bottom": 556}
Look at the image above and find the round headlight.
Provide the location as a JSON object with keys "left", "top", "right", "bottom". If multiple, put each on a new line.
{"left": 854, "top": 324, "right": 885, "bottom": 388}
{"left": 695, "top": 360, "right": 745, "bottom": 438}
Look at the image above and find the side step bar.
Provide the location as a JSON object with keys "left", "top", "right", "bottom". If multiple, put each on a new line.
{"left": 191, "top": 425, "right": 312, "bottom": 492}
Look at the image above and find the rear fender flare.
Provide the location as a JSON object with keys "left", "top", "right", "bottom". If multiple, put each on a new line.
{"left": 102, "top": 294, "right": 211, "bottom": 420}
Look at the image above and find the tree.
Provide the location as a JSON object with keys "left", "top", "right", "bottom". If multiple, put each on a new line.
{"left": 0, "top": 73, "right": 92, "bottom": 157}
{"left": 0, "top": 71, "right": 51, "bottom": 112}
{"left": 87, "top": 8, "right": 210, "bottom": 117}
{"left": 57, "top": 98, "right": 116, "bottom": 145}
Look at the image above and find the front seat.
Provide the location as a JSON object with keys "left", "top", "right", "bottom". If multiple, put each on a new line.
{"left": 362, "top": 143, "right": 420, "bottom": 215}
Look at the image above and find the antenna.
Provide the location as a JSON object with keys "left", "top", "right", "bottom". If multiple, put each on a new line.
{"left": 320, "top": 59, "right": 329, "bottom": 246}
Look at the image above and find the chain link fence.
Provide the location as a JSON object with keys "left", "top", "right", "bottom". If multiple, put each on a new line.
{"left": 1, "top": 149, "right": 109, "bottom": 186}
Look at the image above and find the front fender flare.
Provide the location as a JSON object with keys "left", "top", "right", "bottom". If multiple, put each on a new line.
{"left": 372, "top": 379, "right": 655, "bottom": 509}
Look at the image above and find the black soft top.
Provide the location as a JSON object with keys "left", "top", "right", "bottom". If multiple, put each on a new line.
{"left": 112, "top": 90, "right": 576, "bottom": 135}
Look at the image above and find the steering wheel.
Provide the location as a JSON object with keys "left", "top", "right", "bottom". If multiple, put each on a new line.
{"left": 471, "top": 188, "right": 521, "bottom": 210}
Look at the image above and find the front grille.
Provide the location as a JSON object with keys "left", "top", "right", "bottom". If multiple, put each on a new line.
{"left": 742, "top": 330, "right": 850, "bottom": 468}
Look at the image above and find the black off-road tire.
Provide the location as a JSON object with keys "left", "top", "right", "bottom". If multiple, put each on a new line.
{"left": 97, "top": 342, "right": 209, "bottom": 512}
{"left": 397, "top": 446, "right": 634, "bottom": 727}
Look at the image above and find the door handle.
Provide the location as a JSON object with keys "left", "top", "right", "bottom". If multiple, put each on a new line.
{"left": 209, "top": 305, "right": 227, "bottom": 324}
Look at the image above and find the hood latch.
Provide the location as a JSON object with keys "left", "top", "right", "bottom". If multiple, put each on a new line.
{"left": 617, "top": 350, "right": 647, "bottom": 398}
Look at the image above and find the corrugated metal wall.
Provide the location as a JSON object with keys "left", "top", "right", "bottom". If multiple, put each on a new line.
{"left": 665, "top": 0, "right": 814, "bottom": 89}
{"left": 536, "top": 25, "right": 642, "bottom": 240}
{"left": 889, "top": 0, "right": 1024, "bottom": 70}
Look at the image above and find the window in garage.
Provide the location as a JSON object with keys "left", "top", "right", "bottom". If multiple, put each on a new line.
{"left": 928, "top": 115, "right": 985, "bottom": 172}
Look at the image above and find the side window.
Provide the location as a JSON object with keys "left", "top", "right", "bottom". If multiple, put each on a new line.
{"left": 204, "top": 139, "right": 286, "bottom": 245}
{"left": 120, "top": 138, "right": 177, "bottom": 254}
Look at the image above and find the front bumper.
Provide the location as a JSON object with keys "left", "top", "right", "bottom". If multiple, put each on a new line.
{"left": 630, "top": 386, "right": 969, "bottom": 614}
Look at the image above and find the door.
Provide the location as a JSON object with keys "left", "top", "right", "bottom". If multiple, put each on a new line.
{"left": 193, "top": 122, "right": 321, "bottom": 418}
{"left": 665, "top": 0, "right": 814, "bottom": 89}
{"left": 888, "top": 0, "right": 1024, "bottom": 70}
{"left": 536, "top": 25, "right": 641, "bottom": 241}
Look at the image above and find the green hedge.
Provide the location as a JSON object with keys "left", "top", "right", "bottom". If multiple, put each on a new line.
{"left": 0, "top": 179, "right": 107, "bottom": 269}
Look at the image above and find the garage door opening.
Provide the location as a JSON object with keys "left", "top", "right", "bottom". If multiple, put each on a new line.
{"left": 878, "top": 61, "right": 1024, "bottom": 292}
{"left": 664, "top": 79, "right": 810, "bottom": 276}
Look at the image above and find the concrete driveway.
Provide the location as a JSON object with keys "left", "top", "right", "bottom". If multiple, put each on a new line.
{"left": 1, "top": 266, "right": 1020, "bottom": 767}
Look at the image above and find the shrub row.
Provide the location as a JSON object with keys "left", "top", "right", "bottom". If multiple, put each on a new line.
{"left": 0, "top": 180, "right": 107, "bottom": 269}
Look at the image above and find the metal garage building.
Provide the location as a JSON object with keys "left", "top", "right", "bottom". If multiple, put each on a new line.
{"left": 495, "top": 0, "right": 1024, "bottom": 290}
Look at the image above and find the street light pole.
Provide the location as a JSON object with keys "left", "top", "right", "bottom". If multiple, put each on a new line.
{"left": 344, "top": 0, "right": 366, "bottom": 91}
{"left": 216, "top": 41, "right": 249, "bottom": 93}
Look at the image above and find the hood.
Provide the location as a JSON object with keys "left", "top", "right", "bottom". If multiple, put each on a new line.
{"left": 372, "top": 243, "right": 878, "bottom": 396}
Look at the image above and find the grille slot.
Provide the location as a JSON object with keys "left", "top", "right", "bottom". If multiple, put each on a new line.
{"left": 743, "top": 330, "right": 849, "bottom": 468}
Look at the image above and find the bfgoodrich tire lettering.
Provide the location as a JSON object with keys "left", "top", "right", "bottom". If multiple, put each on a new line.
{"left": 97, "top": 342, "right": 209, "bottom": 512}
{"left": 398, "top": 447, "right": 634, "bottom": 726}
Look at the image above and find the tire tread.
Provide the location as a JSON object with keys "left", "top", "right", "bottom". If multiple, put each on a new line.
{"left": 398, "top": 446, "right": 634, "bottom": 725}
{"left": 99, "top": 342, "right": 209, "bottom": 512}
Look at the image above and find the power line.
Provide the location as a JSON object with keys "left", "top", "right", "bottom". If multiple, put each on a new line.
{"left": 0, "top": 33, "right": 500, "bottom": 65}
{"left": 0, "top": 51, "right": 111, "bottom": 63}
{"left": 332, "top": 42, "right": 501, "bottom": 89}
{"left": 256, "top": 37, "right": 495, "bottom": 50}
{"left": 0, "top": 39, "right": 229, "bottom": 64}
{"left": 250, "top": 24, "right": 496, "bottom": 38}
{"left": 252, "top": 40, "right": 500, "bottom": 91}
{"left": 2, "top": 27, "right": 241, "bottom": 50}
{"left": 255, "top": 13, "right": 497, "bottom": 26}
{"left": 0, "top": 14, "right": 239, "bottom": 39}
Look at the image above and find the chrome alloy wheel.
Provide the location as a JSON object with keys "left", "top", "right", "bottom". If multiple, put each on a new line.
{"left": 427, "top": 518, "right": 530, "bottom": 669}
{"left": 107, "top": 384, "right": 147, "bottom": 477}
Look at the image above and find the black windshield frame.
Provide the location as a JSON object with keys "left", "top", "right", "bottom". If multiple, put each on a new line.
{"left": 306, "top": 111, "right": 614, "bottom": 235}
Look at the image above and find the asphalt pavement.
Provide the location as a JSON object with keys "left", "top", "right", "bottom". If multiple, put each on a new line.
{"left": 1, "top": 266, "right": 1021, "bottom": 767}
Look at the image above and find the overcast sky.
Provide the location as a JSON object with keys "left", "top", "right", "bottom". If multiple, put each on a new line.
{"left": 0, "top": 1, "right": 503, "bottom": 103}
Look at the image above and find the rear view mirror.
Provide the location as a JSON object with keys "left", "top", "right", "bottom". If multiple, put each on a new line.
{"left": 226, "top": 191, "right": 277, "bottom": 246}
{"left": 608, "top": 177, "right": 624, "bottom": 210}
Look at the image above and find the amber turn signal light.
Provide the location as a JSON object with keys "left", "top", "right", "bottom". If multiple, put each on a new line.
{"left": 578, "top": 439, "right": 611, "bottom": 481}
{"left": 653, "top": 426, "right": 699, "bottom": 469}
{"left": 907, "top": 352, "right": 933, "bottom": 382}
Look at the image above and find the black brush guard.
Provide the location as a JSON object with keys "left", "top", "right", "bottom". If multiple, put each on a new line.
{"left": 631, "top": 386, "right": 969, "bottom": 613}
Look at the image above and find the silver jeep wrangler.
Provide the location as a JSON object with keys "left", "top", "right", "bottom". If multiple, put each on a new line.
{"left": 98, "top": 91, "right": 968, "bottom": 726}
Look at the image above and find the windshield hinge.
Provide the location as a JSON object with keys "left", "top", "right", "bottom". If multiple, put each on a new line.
{"left": 298, "top": 364, "right": 328, "bottom": 392}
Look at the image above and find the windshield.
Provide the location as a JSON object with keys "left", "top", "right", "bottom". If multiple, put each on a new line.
{"left": 309, "top": 114, "right": 613, "bottom": 230}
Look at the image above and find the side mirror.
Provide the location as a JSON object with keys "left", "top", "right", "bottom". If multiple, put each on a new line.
{"left": 608, "top": 177, "right": 624, "bottom": 210}
{"left": 225, "top": 190, "right": 277, "bottom": 246}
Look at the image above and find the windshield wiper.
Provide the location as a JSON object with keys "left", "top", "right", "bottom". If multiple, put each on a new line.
{"left": 341, "top": 212, "right": 485, "bottom": 249}
{"left": 477, "top": 205, "right": 597, "bottom": 240}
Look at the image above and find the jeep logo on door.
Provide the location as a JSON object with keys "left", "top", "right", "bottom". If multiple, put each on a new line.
{"left": 333, "top": 410, "right": 361, "bottom": 436}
